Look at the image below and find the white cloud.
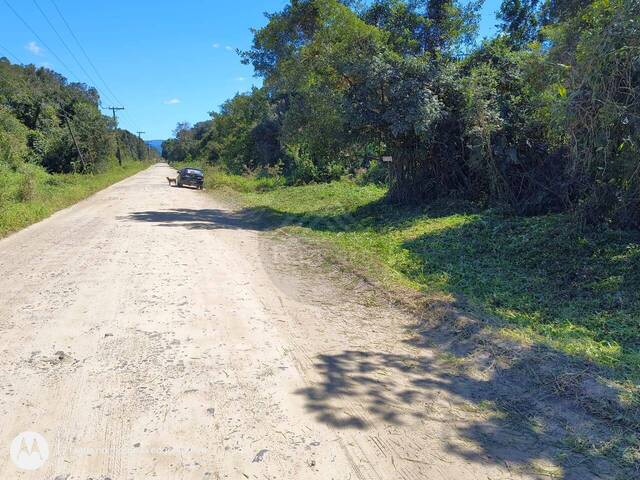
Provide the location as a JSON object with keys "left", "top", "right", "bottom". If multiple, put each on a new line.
{"left": 225, "top": 46, "right": 234, "bottom": 51}
{"left": 25, "top": 41, "right": 43, "bottom": 55}
{"left": 163, "top": 98, "right": 181, "bottom": 105}
{"left": 235, "top": 77, "right": 246, "bottom": 82}
{"left": 212, "top": 43, "right": 220, "bottom": 48}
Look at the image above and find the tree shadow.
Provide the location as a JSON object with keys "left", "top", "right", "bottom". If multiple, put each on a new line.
{"left": 124, "top": 203, "right": 639, "bottom": 376}
{"left": 123, "top": 208, "right": 274, "bottom": 231}
{"left": 123, "top": 195, "right": 478, "bottom": 235}
{"left": 399, "top": 214, "right": 640, "bottom": 382}
{"left": 221, "top": 200, "right": 639, "bottom": 384}
{"left": 296, "top": 313, "right": 638, "bottom": 478}
{"left": 248, "top": 196, "right": 480, "bottom": 235}
{"left": 123, "top": 201, "right": 639, "bottom": 476}
{"left": 124, "top": 203, "right": 639, "bottom": 383}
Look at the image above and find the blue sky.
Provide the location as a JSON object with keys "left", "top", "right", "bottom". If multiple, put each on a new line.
{"left": 0, "top": 0, "right": 501, "bottom": 140}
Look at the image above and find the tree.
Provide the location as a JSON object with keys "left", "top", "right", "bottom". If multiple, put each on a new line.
{"left": 242, "top": 0, "right": 390, "bottom": 181}
{"left": 1, "top": 58, "right": 143, "bottom": 173}
{"left": 416, "top": 0, "right": 483, "bottom": 55}
{"left": 361, "top": 0, "right": 426, "bottom": 55}
{"left": 162, "top": 0, "right": 640, "bottom": 228}
{"left": 497, "top": 0, "right": 541, "bottom": 47}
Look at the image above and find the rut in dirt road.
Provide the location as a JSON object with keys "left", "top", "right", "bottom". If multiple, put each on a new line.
{"left": 0, "top": 164, "right": 621, "bottom": 479}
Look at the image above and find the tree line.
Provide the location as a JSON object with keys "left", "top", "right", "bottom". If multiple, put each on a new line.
{"left": 163, "top": 0, "right": 639, "bottom": 228}
{"left": 0, "top": 58, "right": 154, "bottom": 174}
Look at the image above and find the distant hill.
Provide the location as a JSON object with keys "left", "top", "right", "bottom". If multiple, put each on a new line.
{"left": 146, "top": 140, "right": 164, "bottom": 155}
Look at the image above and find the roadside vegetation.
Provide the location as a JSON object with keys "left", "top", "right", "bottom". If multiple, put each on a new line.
{"left": 0, "top": 58, "right": 158, "bottom": 237}
{"left": 164, "top": 0, "right": 639, "bottom": 384}
{"left": 164, "top": 0, "right": 639, "bottom": 229}
{"left": 205, "top": 168, "right": 640, "bottom": 385}
{"left": 0, "top": 160, "right": 147, "bottom": 238}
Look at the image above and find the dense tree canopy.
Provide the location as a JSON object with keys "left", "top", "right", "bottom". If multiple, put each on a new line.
{"left": 162, "top": 0, "right": 640, "bottom": 228}
{"left": 0, "top": 59, "right": 152, "bottom": 174}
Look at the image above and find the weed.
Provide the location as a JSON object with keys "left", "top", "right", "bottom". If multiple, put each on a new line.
{"left": 0, "top": 160, "right": 148, "bottom": 238}
{"left": 16, "top": 174, "right": 36, "bottom": 202}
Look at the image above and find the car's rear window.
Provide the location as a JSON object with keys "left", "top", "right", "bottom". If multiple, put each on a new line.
{"left": 185, "top": 169, "right": 203, "bottom": 175}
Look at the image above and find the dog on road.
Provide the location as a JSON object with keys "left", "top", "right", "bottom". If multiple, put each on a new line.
{"left": 167, "top": 177, "right": 177, "bottom": 186}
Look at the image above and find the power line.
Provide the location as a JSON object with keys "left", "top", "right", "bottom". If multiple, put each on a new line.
{"left": 0, "top": 41, "right": 23, "bottom": 64}
{"left": 0, "top": 48, "right": 89, "bottom": 171}
{"left": 3, "top": 0, "right": 79, "bottom": 81}
{"left": 3, "top": 0, "right": 143, "bottom": 136}
{"left": 47, "top": 0, "right": 142, "bottom": 134}
{"left": 32, "top": 0, "right": 123, "bottom": 117}
{"left": 48, "top": 0, "right": 125, "bottom": 107}
{"left": 122, "top": 111, "right": 141, "bottom": 131}
{"left": 31, "top": 0, "right": 102, "bottom": 95}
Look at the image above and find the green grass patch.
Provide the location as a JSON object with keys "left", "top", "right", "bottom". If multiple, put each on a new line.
{"left": 0, "top": 160, "right": 149, "bottom": 238}
{"left": 170, "top": 162, "right": 285, "bottom": 193}
{"left": 206, "top": 168, "right": 285, "bottom": 193}
{"left": 204, "top": 168, "right": 640, "bottom": 382}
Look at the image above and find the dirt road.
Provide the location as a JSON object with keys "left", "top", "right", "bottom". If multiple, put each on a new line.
{"left": 0, "top": 163, "right": 594, "bottom": 479}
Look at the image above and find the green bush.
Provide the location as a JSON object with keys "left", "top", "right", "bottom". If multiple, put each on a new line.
{"left": 0, "top": 161, "right": 147, "bottom": 238}
{"left": 1, "top": 59, "right": 151, "bottom": 175}
{"left": 286, "top": 144, "right": 319, "bottom": 185}
{"left": 355, "top": 159, "right": 388, "bottom": 186}
{"left": 0, "top": 106, "right": 29, "bottom": 169}
{"left": 558, "top": 0, "right": 640, "bottom": 228}
{"left": 16, "top": 174, "right": 36, "bottom": 202}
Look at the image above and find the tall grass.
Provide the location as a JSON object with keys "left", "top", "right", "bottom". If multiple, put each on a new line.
{"left": 0, "top": 160, "right": 148, "bottom": 238}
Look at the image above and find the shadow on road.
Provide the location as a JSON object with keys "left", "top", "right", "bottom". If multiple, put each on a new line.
{"left": 123, "top": 204, "right": 639, "bottom": 479}
{"left": 122, "top": 198, "right": 452, "bottom": 234}
{"left": 295, "top": 312, "right": 636, "bottom": 479}
{"left": 123, "top": 208, "right": 272, "bottom": 231}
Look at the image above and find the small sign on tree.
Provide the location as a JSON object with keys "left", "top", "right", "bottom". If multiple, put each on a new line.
{"left": 382, "top": 156, "right": 393, "bottom": 163}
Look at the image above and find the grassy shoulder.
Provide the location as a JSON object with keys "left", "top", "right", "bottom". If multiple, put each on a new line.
{"left": 202, "top": 167, "right": 640, "bottom": 385}
{"left": 0, "top": 159, "right": 149, "bottom": 238}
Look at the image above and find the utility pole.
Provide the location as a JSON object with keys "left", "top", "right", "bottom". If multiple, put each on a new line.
{"left": 136, "top": 131, "right": 147, "bottom": 160}
{"left": 106, "top": 106, "right": 125, "bottom": 123}
{"left": 105, "top": 106, "right": 125, "bottom": 166}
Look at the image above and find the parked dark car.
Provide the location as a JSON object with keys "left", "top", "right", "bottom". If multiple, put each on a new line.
{"left": 177, "top": 168, "right": 204, "bottom": 189}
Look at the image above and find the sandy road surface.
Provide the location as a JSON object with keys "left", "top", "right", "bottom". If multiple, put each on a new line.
{"left": 0, "top": 163, "right": 576, "bottom": 479}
